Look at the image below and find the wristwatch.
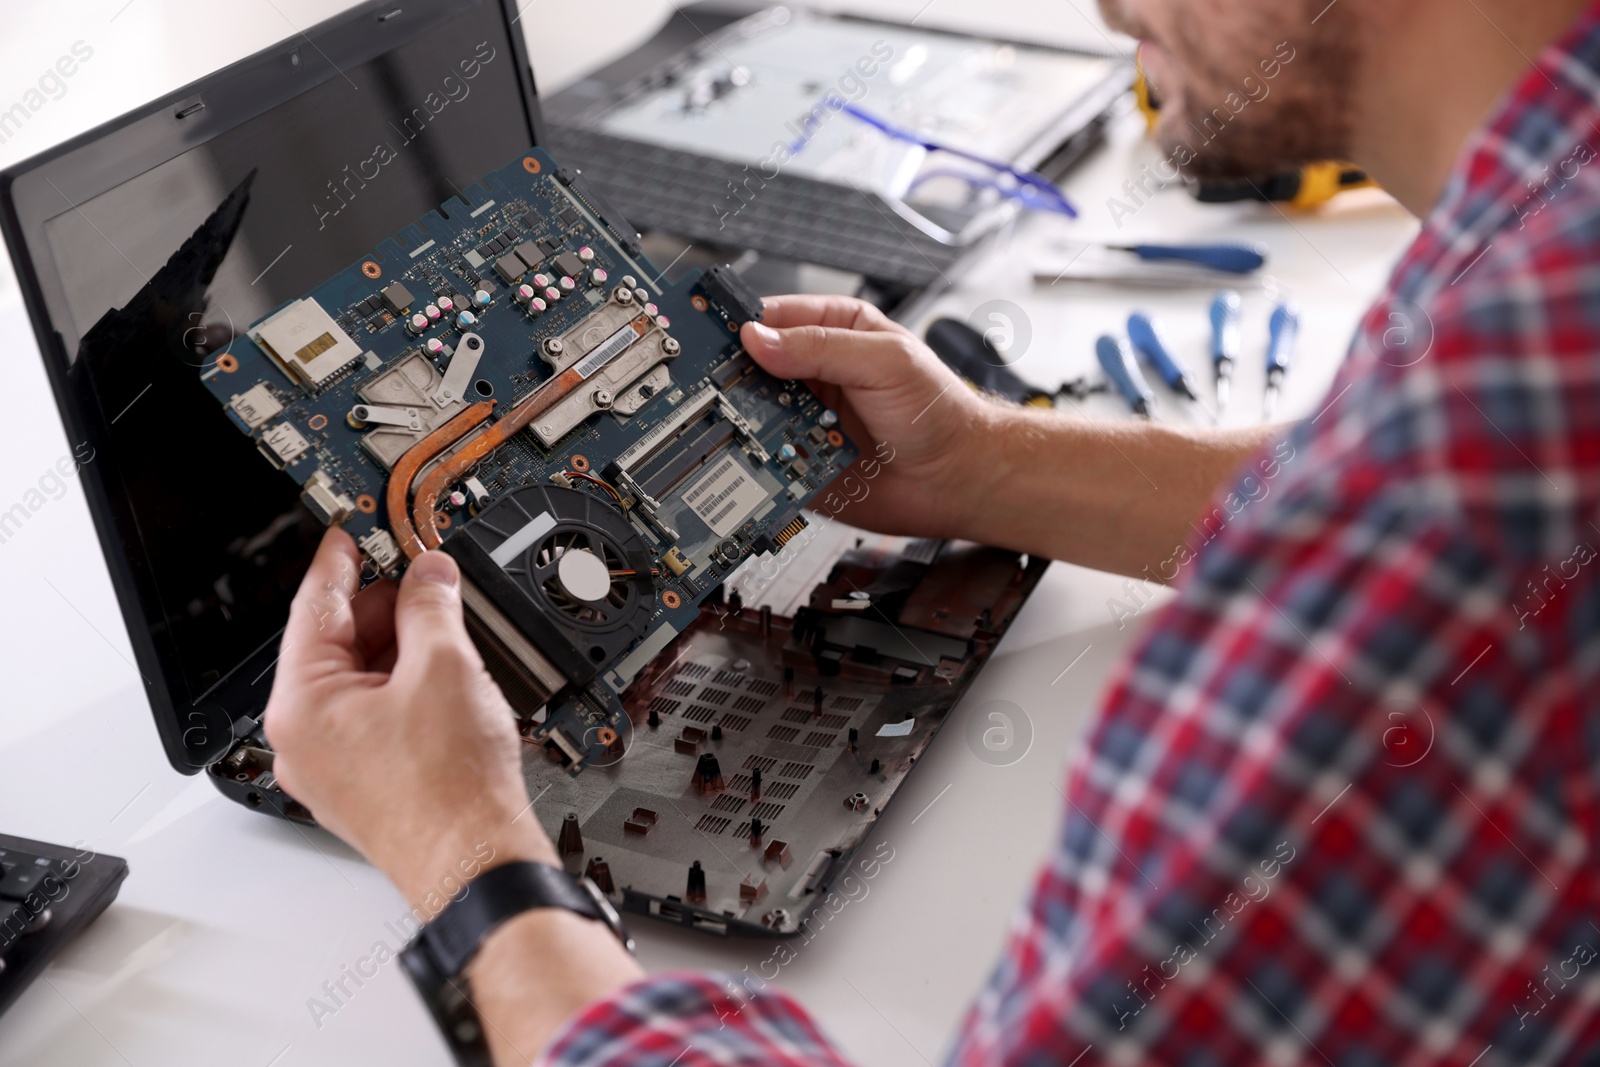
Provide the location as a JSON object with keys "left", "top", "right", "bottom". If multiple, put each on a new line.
{"left": 400, "top": 860, "right": 635, "bottom": 1066}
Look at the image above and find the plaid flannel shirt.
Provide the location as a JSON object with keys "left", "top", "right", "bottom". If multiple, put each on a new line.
{"left": 540, "top": 6, "right": 1600, "bottom": 1064}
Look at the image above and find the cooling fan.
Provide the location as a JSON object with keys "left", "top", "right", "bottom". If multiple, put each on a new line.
{"left": 529, "top": 524, "right": 641, "bottom": 630}
{"left": 443, "top": 485, "right": 656, "bottom": 690}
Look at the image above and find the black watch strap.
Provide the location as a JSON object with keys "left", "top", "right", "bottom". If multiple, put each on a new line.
{"left": 418, "top": 861, "right": 619, "bottom": 976}
{"left": 401, "top": 861, "right": 635, "bottom": 1067}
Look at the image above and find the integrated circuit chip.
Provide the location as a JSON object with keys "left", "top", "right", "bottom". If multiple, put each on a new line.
{"left": 682, "top": 451, "right": 765, "bottom": 537}
{"left": 552, "top": 251, "right": 584, "bottom": 279}
{"left": 494, "top": 253, "right": 527, "bottom": 284}
{"left": 380, "top": 281, "right": 414, "bottom": 315}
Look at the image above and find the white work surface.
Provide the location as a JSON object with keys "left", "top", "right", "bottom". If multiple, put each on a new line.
{"left": 0, "top": 2, "right": 1419, "bottom": 1064}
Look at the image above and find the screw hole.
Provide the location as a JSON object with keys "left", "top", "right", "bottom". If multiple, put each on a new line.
{"left": 245, "top": 792, "right": 264, "bottom": 808}
{"left": 589, "top": 646, "right": 606, "bottom": 662}
{"left": 474, "top": 379, "right": 494, "bottom": 397}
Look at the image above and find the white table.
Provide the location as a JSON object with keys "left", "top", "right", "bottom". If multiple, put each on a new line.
{"left": 0, "top": 3, "right": 1418, "bottom": 1064}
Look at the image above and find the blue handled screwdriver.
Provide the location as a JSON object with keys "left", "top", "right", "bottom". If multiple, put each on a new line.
{"left": 1262, "top": 302, "right": 1301, "bottom": 421}
{"left": 1096, "top": 334, "right": 1157, "bottom": 418}
{"left": 1101, "top": 241, "right": 1267, "bottom": 275}
{"left": 1127, "top": 312, "right": 1217, "bottom": 423}
{"left": 1209, "top": 291, "right": 1242, "bottom": 417}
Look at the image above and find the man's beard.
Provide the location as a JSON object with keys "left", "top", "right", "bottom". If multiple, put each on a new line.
{"left": 1106, "top": 0, "right": 1360, "bottom": 180}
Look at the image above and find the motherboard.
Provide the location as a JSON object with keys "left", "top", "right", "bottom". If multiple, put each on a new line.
{"left": 203, "top": 147, "right": 856, "bottom": 776}
{"left": 199, "top": 147, "right": 1047, "bottom": 944}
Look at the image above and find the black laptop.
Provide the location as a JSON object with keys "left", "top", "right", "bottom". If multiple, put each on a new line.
{"left": 0, "top": 0, "right": 545, "bottom": 776}
{"left": 0, "top": 0, "right": 1047, "bottom": 937}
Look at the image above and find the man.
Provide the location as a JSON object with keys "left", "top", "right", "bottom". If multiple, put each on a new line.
{"left": 264, "top": 0, "right": 1600, "bottom": 1061}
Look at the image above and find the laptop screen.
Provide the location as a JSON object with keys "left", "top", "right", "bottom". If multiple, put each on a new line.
{"left": 19, "top": 0, "right": 539, "bottom": 717}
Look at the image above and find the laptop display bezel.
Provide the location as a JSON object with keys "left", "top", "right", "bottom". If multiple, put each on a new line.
{"left": 0, "top": 0, "right": 544, "bottom": 774}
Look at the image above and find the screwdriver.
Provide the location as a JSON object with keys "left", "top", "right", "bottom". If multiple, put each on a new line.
{"left": 1095, "top": 334, "right": 1157, "bottom": 418}
{"left": 1262, "top": 302, "right": 1300, "bottom": 421}
{"left": 1127, "top": 312, "right": 1217, "bottom": 423}
{"left": 1209, "top": 291, "right": 1241, "bottom": 417}
{"left": 1101, "top": 241, "right": 1267, "bottom": 274}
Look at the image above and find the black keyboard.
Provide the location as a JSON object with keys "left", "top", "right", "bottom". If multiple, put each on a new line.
{"left": 547, "top": 125, "right": 972, "bottom": 288}
{"left": 0, "top": 834, "right": 127, "bottom": 1016}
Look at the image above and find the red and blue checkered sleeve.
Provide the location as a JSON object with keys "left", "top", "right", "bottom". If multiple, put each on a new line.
{"left": 538, "top": 970, "right": 858, "bottom": 1067}
{"left": 947, "top": 249, "right": 1600, "bottom": 1064}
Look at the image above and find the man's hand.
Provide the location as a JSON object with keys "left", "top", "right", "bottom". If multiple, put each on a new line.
{"left": 741, "top": 294, "right": 996, "bottom": 538}
{"left": 264, "top": 530, "right": 555, "bottom": 912}
{"left": 742, "top": 293, "right": 1286, "bottom": 578}
{"left": 266, "top": 532, "right": 644, "bottom": 1063}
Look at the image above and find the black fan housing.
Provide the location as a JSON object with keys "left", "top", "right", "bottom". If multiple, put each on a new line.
{"left": 443, "top": 484, "right": 656, "bottom": 687}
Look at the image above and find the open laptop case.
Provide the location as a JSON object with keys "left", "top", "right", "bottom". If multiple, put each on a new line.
{"left": 0, "top": 0, "right": 1047, "bottom": 937}
{"left": 545, "top": 3, "right": 1133, "bottom": 293}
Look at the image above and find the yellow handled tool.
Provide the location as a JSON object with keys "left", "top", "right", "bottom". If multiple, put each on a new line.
{"left": 1133, "top": 67, "right": 1375, "bottom": 210}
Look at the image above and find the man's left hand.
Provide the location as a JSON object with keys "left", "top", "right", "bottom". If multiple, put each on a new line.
{"left": 264, "top": 529, "right": 556, "bottom": 911}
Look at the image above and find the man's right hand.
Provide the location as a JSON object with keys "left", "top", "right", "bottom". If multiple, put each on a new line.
{"left": 742, "top": 293, "right": 1286, "bottom": 578}
{"left": 740, "top": 294, "right": 995, "bottom": 539}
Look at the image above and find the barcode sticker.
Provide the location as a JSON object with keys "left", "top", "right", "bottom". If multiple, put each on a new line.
{"left": 572, "top": 321, "right": 640, "bottom": 379}
{"left": 682, "top": 452, "right": 765, "bottom": 537}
